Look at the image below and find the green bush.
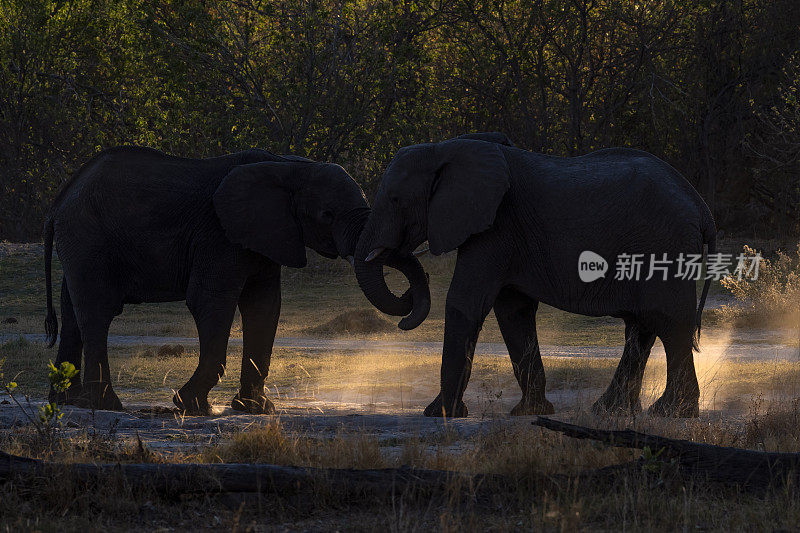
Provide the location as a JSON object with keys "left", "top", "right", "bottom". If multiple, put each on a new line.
{"left": 1, "top": 0, "right": 799, "bottom": 240}
{"left": 719, "top": 244, "right": 800, "bottom": 327}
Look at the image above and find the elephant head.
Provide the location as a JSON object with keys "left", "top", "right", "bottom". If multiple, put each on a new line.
{"left": 213, "top": 160, "right": 430, "bottom": 324}
{"left": 354, "top": 139, "right": 510, "bottom": 325}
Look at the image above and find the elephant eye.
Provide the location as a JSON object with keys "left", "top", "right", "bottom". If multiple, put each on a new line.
{"left": 319, "top": 210, "right": 334, "bottom": 224}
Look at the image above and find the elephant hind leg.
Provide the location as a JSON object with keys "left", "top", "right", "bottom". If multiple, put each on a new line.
{"left": 592, "top": 317, "right": 656, "bottom": 416}
{"left": 49, "top": 277, "right": 85, "bottom": 405}
{"left": 648, "top": 323, "right": 700, "bottom": 418}
{"left": 493, "top": 287, "right": 553, "bottom": 416}
{"left": 69, "top": 275, "right": 124, "bottom": 411}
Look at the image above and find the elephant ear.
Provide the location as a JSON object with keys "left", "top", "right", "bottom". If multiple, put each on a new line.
{"left": 428, "top": 139, "right": 510, "bottom": 255}
{"left": 213, "top": 162, "right": 307, "bottom": 268}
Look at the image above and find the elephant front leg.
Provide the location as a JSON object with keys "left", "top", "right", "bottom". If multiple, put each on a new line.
{"left": 423, "top": 249, "right": 501, "bottom": 418}
{"left": 424, "top": 291, "right": 494, "bottom": 418}
{"left": 493, "top": 288, "right": 553, "bottom": 416}
{"left": 232, "top": 271, "right": 280, "bottom": 415}
{"left": 175, "top": 287, "right": 238, "bottom": 415}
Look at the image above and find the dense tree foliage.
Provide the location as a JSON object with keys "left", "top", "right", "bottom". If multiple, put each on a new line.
{"left": 1, "top": 0, "right": 798, "bottom": 241}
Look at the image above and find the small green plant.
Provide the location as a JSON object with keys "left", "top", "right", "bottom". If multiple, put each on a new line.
{"left": 640, "top": 445, "right": 666, "bottom": 473}
{"left": 1, "top": 358, "right": 77, "bottom": 442}
{"left": 36, "top": 361, "right": 77, "bottom": 424}
{"left": 46, "top": 360, "right": 78, "bottom": 398}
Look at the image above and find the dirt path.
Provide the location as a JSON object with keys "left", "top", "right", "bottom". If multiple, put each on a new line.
{"left": 3, "top": 333, "right": 799, "bottom": 361}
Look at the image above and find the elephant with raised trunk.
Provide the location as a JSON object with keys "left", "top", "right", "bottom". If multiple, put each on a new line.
{"left": 354, "top": 135, "right": 716, "bottom": 418}
{"left": 43, "top": 147, "right": 429, "bottom": 414}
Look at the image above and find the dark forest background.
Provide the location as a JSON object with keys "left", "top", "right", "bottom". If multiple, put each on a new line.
{"left": 1, "top": 0, "right": 799, "bottom": 241}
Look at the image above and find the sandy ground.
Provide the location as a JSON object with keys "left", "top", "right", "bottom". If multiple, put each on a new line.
{"left": 0, "top": 401, "right": 542, "bottom": 454}
{"left": 1, "top": 332, "right": 797, "bottom": 456}
{"left": 1, "top": 387, "right": 750, "bottom": 465}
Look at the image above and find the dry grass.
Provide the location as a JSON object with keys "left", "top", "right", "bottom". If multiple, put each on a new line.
{"left": 4, "top": 385, "right": 800, "bottom": 531}
{"left": 0, "top": 426, "right": 167, "bottom": 464}
{"left": 718, "top": 244, "right": 800, "bottom": 329}
{"left": 3, "top": 240, "right": 800, "bottom": 530}
{"left": 5, "top": 403, "right": 800, "bottom": 531}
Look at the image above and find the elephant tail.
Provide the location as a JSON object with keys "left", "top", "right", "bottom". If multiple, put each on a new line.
{"left": 694, "top": 230, "right": 716, "bottom": 350}
{"left": 44, "top": 216, "right": 58, "bottom": 348}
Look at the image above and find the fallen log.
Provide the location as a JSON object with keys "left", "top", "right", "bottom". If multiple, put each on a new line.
{"left": 534, "top": 417, "right": 800, "bottom": 488}
{"left": 0, "top": 448, "right": 647, "bottom": 498}
{"left": 9, "top": 416, "right": 792, "bottom": 496}
{"left": 0, "top": 449, "right": 502, "bottom": 497}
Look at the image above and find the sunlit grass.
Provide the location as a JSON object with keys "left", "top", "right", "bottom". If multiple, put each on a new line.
{"left": 4, "top": 243, "right": 800, "bottom": 530}
{"left": 5, "top": 335, "right": 800, "bottom": 530}
{"left": 4, "top": 335, "right": 800, "bottom": 425}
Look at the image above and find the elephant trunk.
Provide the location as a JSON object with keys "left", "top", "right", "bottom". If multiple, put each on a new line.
{"left": 386, "top": 253, "right": 431, "bottom": 330}
{"left": 354, "top": 225, "right": 430, "bottom": 330}
{"left": 334, "top": 207, "right": 371, "bottom": 260}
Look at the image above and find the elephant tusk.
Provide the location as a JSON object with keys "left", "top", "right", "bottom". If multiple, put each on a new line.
{"left": 346, "top": 255, "right": 355, "bottom": 266}
{"left": 365, "top": 247, "right": 386, "bottom": 262}
{"left": 413, "top": 247, "right": 429, "bottom": 257}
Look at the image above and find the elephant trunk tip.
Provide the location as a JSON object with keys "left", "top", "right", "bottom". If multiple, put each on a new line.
{"left": 397, "top": 295, "right": 431, "bottom": 331}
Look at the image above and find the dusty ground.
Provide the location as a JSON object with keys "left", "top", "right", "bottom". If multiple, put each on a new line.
{"left": 3, "top": 242, "right": 800, "bottom": 530}
{"left": 3, "top": 335, "right": 799, "bottom": 455}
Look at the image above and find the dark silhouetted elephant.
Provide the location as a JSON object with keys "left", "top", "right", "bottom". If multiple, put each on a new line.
{"left": 355, "top": 135, "right": 715, "bottom": 418}
{"left": 44, "top": 147, "right": 429, "bottom": 414}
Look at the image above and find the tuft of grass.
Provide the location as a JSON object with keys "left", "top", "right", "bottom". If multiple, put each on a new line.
{"left": 303, "top": 308, "right": 396, "bottom": 337}
{"left": 743, "top": 397, "right": 800, "bottom": 451}
{"left": 202, "top": 420, "right": 385, "bottom": 469}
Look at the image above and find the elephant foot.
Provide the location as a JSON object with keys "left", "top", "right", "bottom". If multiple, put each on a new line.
{"left": 173, "top": 387, "right": 211, "bottom": 416}
{"left": 647, "top": 392, "right": 699, "bottom": 418}
{"left": 47, "top": 380, "right": 85, "bottom": 406}
{"left": 509, "top": 397, "right": 554, "bottom": 416}
{"left": 423, "top": 393, "right": 468, "bottom": 418}
{"left": 231, "top": 392, "right": 275, "bottom": 415}
{"left": 591, "top": 389, "right": 642, "bottom": 416}
{"left": 82, "top": 381, "right": 124, "bottom": 411}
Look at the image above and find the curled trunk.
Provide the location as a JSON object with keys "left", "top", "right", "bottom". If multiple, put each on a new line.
{"left": 354, "top": 246, "right": 430, "bottom": 331}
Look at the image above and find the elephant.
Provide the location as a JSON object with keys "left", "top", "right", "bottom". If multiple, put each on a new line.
{"left": 354, "top": 135, "right": 716, "bottom": 418}
{"left": 43, "top": 146, "right": 429, "bottom": 414}
{"left": 455, "top": 132, "right": 515, "bottom": 146}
